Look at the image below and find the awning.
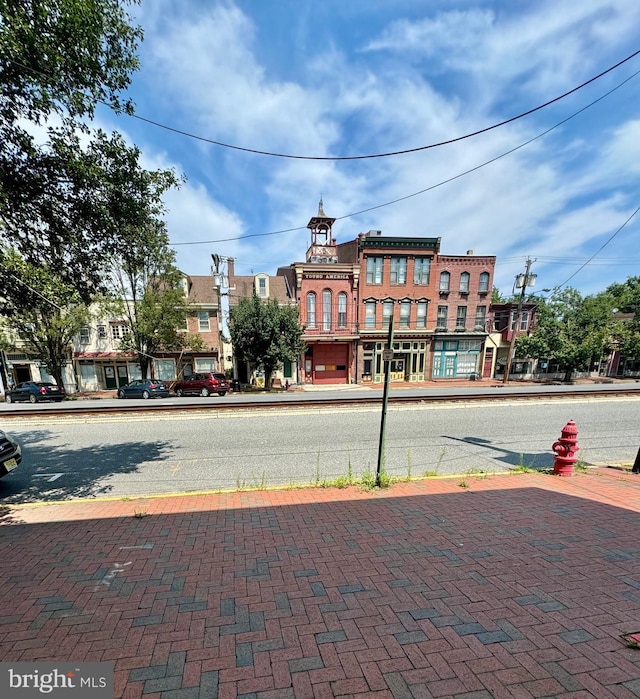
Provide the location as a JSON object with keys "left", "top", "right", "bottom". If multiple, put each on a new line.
{"left": 73, "top": 352, "right": 136, "bottom": 359}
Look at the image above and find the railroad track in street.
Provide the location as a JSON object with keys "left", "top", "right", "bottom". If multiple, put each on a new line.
{"left": 2, "top": 384, "right": 639, "bottom": 419}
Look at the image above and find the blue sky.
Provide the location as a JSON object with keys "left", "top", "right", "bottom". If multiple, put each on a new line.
{"left": 95, "top": 0, "right": 640, "bottom": 297}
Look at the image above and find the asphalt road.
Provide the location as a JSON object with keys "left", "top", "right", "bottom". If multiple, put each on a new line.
{"left": 1, "top": 393, "right": 638, "bottom": 504}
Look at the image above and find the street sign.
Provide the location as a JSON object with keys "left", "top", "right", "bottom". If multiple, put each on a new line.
{"left": 382, "top": 349, "right": 393, "bottom": 361}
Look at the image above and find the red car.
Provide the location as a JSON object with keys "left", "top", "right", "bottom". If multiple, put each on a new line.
{"left": 173, "top": 372, "right": 230, "bottom": 397}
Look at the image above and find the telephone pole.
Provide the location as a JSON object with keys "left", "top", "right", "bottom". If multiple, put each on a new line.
{"left": 503, "top": 258, "right": 536, "bottom": 384}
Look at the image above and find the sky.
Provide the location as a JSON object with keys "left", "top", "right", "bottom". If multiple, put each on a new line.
{"left": 93, "top": 0, "right": 640, "bottom": 298}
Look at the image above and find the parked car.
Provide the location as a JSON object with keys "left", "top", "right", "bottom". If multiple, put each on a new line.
{"left": 0, "top": 430, "right": 22, "bottom": 478}
{"left": 5, "top": 381, "right": 65, "bottom": 403}
{"left": 117, "top": 379, "right": 170, "bottom": 400}
{"left": 173, "top": 372, "right": 230, "bottom": 397}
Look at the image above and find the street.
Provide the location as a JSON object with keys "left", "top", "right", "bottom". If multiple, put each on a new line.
{"left": 1, "top": 394, "right": 638, "bottom": 503}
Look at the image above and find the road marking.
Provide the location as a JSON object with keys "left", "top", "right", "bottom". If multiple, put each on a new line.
{"left": 32, "top": 473, "right": 64, "bottom": 482}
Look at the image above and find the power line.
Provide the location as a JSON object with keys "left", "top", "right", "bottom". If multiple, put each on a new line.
{"left": 171, "top": 67, "right": 640, "bottom": 247}
{"left": 6, "top": 47, "right": 640, "bottom": 160}
{"left": 120, "top": 48, "right": 640, "bottom": 160}
{"left": 552, "top": 203, "right": 640, "bottom": 291}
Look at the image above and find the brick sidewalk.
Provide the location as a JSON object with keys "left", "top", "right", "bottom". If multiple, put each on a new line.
{"left": 1, "top": 469, "right": 640, "bottom": 698}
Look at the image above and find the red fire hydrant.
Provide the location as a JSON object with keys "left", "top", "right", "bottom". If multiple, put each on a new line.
{"left": 552, "top": 420, "right": 579, "bottom": 476}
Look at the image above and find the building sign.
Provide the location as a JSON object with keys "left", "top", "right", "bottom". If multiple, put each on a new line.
{"left": 303, "top": 273, "right": 351, "bottom": 280}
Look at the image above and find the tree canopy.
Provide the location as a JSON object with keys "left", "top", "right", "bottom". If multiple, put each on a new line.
{"left": 0, "top": 0, "right": 171, "bottom": 302}
{"left": 515, "top": 287, "right": 616, "bottom": 381}
{"left": 106, "top": 224, "right": 204, "bottom": 380}
{"left": 229, "top": 296, "right": 305, "bottom": 389}
{"left": 0, "top": 249, "right": 91, "bottom": 389}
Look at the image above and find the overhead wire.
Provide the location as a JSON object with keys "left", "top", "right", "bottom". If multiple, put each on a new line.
{"left": 5, "top": 47, "right": 640, "bottom": 160}
{"left": 551, "top": 203, "right": 640, "bottom": 291}
{"left": 118, "top": 48, "right": 640, "bottom": 160}
{"left": 171, "top": 66, "right": 640, "bottom": 247}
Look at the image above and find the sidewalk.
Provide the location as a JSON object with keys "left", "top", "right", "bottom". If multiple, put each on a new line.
{"left": 1, "top": 468, "right": 640, "bottom": 698}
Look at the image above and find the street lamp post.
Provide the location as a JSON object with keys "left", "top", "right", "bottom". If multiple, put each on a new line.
{"left": 502, "top": 258, "right": 536, "bottom": 384}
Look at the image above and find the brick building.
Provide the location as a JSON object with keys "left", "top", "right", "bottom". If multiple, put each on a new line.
{"left": 337, "top": 231, "right": 440, "bottom": 383}
{"left": 273, "top": 200, "right": 498, "bottom": 385}
{"left": 278, "top": 201, "right": 359, "bottom": 384}
{"left": 431, "top": 252, "right": 495, "bottom": 379}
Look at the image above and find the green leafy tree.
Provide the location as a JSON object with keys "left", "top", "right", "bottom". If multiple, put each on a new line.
{"left": 229, "top": 296, "right": 305, "bottom": 390}
{"left": 107, "top": 224, "right": 203, "bottom": 380}
{"left": 0, "top": 250, "right": 91, "bottom": 390}
{"left": 0, "top": 0, "right": 161, "bottom": 300}
{"left": 599, "top": 277, "right": 640, "bottom": 365}
{"left": 515, "top": 287, "right": 614, "bottom": 382}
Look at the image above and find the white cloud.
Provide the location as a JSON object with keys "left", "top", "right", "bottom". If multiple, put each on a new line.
{"left": 117, "top": 0, "right": 640, "bottom": 299}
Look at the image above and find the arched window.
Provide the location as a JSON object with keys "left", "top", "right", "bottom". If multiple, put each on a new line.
{"left": 479, "top": 272, "right": 490, "bottom": 293}
{"left": 307, "top": 292, "right": 316, "bottom": 328}
{"left": 439, "top": 271, "right": 450, "bottom": 292}
{"left": 460, "top": 272, "right": 470, "bottom": 293}
{"left": 323, "top": 290, "right": 332, "bottom": 331}
{"left": 337, "top": 292, "right": 347, "bottom": 328}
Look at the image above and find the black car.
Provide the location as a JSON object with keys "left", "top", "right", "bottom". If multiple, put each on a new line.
{"left": 0, "top": 430, "right": 21, "bottom": 478}
{"left": 117, "top": 379, "right": 170, "bottom": 400}
{"left": 5, "top": 381, "right": 66, "bottom": 403}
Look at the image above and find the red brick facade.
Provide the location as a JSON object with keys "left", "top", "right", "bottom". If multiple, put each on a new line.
{"left": 275, "top": 204, "right": 497, "bottom": 384}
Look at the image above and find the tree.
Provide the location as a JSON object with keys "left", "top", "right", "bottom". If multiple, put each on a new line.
{"left": 107, "top": 223, "right": 203, "bottom": 381}
{"left": 0, "top": 249, "right": 91, "bottom": 389}
{"left": 1, "top": 124, "right": 180, "bottom": 302}
{"left": 229, "top": 296, "right": 305, "bottom": 389}
{"left": 599, "top": 277, "right": 640, "bottom": 365}
{"left": 515, "top": 287, "right": 614, "bottom": 382}
{"left": 0, "top": 0, "right": 156, "bottom": 301}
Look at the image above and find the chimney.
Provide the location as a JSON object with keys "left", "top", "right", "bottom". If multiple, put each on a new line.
{"left": 227, "top": 257, "right": 235, "bottom": 285}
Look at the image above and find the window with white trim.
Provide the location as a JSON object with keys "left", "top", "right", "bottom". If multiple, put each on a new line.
{"left": 337, "top": 292, "right": 347, "bottom": 328}
{"left": 111, "top": 324, "right": 127, "bottom": 340}
{"left": 479, "top": 272, "right": 490, "bottom": 293}
{"left": 390, "top": 257, "right": 407, "bottom": 285}
{"left": 456, "top": 306, "right": 467, "bottom": 329}
{"left": 365, "top": 302, "right": 376, "bottom": 328}
{"left": 307, "top": 292, "right": 316, "bottom": 327}
{"left": 416, "top": 302, "right": 427, "bottom": 328}
{"left": 322, "top": 290, "right": 332, "bottom": 331}
{"left": 79, "top": 327, "right": 90, "bottom": 344}
{"left": 460, "top": 272, "right": 470, "bottom": 293}
{"left": 382, "top": 301, "right": 393, "bottom": 327}
{"left": 437, "top": 306, "right": 448, "bottom": 328}
{"left": 399, "top": 302, "right": 411, "bottom": 328}
{"left": 414, "top": 258, "right": 431, "bottom": 284}
{"left": 198, "top": 311, "right": 210, "bottom": 331}
{"left": 366, "top": 257, "right": 383, "bottom": 284}
{"left": 440, "top": 271, "right": 450, "bottom": 292}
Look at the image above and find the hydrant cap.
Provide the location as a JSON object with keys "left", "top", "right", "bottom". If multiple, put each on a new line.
{"left": 562, "top": 420, "right": 578, "bottom": 436}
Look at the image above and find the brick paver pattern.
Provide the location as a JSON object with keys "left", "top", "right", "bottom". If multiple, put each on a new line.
{"left": 1, "top": 468, "right": 640, "bottom": 698}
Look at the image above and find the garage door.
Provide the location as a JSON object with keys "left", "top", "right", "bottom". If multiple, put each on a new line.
{"left": 314, "top": 344, "right": 349, "bottom": 384}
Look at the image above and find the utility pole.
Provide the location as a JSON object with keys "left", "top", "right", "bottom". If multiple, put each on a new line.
{"left": 502, "top": 258, "right": 536, "bottom": 384}
{"left": 376, "top": 313, "right": 394, "bottom": 487}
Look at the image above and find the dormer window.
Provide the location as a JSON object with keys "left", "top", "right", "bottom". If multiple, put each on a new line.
{"left": 258, "top": 277, "right": 266, "bottom": 297}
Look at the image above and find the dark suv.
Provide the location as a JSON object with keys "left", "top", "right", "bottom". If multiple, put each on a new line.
{"left": 173, "top": 372, "right": 230, "bottom": 397}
